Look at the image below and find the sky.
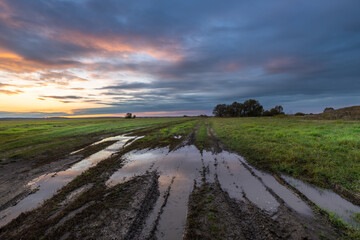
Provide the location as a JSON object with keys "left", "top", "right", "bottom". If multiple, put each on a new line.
{"left": 0, "top": 0, "right": 359, "bottom": 117}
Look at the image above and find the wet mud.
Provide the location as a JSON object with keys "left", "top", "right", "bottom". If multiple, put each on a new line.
{"left": 0, "top": 125, "right": 359, "bottom": 239}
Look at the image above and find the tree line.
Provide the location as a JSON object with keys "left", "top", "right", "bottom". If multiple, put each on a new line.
{"left": 213, "top": 99, "right": 284, "bottom": 117}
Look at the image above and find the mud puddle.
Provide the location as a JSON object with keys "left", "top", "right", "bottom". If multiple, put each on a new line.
{"left": 0, "top": 134, "right": 136, "bottom": 227}
{"left": 283, "top": 175, "right": 360, "bottom": 227}
{"left": 107, "top": 146, "right": 203, "bottom": 239}
{"left": 105, "top": 146, "right": 321, "bottom": 239}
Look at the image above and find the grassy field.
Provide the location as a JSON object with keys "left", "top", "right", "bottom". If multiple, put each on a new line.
{"left": 1, "top": 117, "right": 360, "bottom": 238}
{"left": 0, "top": 118, "right": 189, "bottom": 166}
{"left": 1, "top": 116, "right": 360, "bottom": 194}
{"left": 209, "top": 117, "right": 360, "bottom": 193}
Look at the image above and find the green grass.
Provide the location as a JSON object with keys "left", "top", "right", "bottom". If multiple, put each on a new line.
{"left": 195, "top": 120, "right": 207, "bottom": 150}
{"left": 132, "top": 119, "right": 199, "bottom": 150}
{"left": 210, "top": 117, "right": 360, "bottom": 193}
{"left": 0, "top": 118, "right": 188, "bottom": 165}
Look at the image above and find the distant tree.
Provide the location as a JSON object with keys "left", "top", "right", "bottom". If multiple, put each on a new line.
{"left": 295, "top": 112, "right": 305, "bottom": 116}
{"left": 213, "top": 104, "right": 228, "bottom": 117}
{"left": 323, "top": 107, "right": 334, "bottom": 113}
{"left": 270, "top": 105, "right": 284, "bottom": 116}
{"left": 263, "top": 110, "right": 272, "bottom": 116}
{"left": 125, "top": 113, "right": 132, "bottom": 119}
{"left": 228, "top": 101, "right": 245, "bottom": 117}
{"left": 243, "top": 99, "right": 263, "bottom": 117}
{"left": 132, "top": 115, "right": 136, "bottom": 119}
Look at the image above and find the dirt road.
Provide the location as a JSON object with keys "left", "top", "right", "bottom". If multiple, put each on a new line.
{"left": 0, "top": 126, "right": 359, "bottom": 239}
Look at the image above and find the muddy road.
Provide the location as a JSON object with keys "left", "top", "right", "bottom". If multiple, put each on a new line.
{"left": 0, "top": 125, "right": 359, "bottom": 239}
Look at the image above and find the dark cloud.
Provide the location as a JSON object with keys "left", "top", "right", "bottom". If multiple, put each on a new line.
{"left": 41, "top": 95, "right": 83, "bottom": 100}
{"left": 1, "top": 0, "right": 360, "bottom": 115}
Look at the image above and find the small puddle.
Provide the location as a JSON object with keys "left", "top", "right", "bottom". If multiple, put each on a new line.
{"left": 0, "top": 134, "right": 135, "bottom": 227}
{"left": 283, "top": 175, "right": 360, "bottom": 227}
{"left": 70, "top": 134, "right": 134, "bottom": 155}
{"left": 238, "top": 159, "right": 313, "bottom": 217}
{"left": 215, "top": 151, "right": 280, "bottom": 213}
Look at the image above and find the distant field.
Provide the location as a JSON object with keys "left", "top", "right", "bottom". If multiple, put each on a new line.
{"left": 210, "top": 117, "right": 360, "bottom": 193}
{"left": 0, "top": 118, "right": 188, "bottom": 165}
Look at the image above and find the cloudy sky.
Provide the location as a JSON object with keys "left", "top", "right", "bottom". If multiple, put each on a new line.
{"left": 0, "top": 0, "right": 359, "bottom": 117}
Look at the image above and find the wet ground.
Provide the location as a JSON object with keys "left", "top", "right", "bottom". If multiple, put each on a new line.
{"left": 0, "top": 127, "right": 359, "bottom": 239}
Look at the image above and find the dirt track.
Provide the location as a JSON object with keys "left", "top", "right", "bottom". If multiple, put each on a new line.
{"left": 0, "top": 126, "right": 359, "bottom": 239}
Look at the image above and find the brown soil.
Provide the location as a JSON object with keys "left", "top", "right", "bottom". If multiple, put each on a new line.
{"left": 185, "top": 181, "right": 340, "bottom": 240}
{"left": 0, "top": 140, "right": 117, "bottom": 212}
{"left": 0, "top": 173, "right": 159, "bottom": 240}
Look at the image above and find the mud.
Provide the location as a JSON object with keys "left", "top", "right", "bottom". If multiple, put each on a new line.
{"left": 0, "top": 124, "right": 359, "bottom": 239}
{"left": 0, "top": 134, "right": 134, "bottom": 227}
{"left": 0, "top": 173, "right": 159, "bottom": 240}
{"left": 185, "top": 182, "right": 339, "bottom": 240}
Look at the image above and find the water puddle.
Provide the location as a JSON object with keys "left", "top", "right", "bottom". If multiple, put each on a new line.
{"left": 238, "top": 159, "right": 313, "bottom": 217}
{"left": 70, "top": 134, "right": 135, "bottom": 155}
{"left": 106, "top": 147, "right": 316, "bottom": 239}
{"left": 107, "top": 146, "right": 203, "bottom": 239}
{"left": 0, "top": 134, "right": 135, "bottom": 227}
{"left": 215, "top": 151, "right": 279, "bottom": 213}
{"left": 283, "top": 175, "right": 360, "bottom": 227}
{"left": 5, "top": 135, "right": 356, "bottom": 236}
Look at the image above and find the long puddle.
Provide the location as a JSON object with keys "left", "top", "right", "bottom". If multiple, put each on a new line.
{"left": 283, "top": 175, "right": 360, "bottom": 227}
{"left": 0, "top": 134, "right": 135, "bottom": 227}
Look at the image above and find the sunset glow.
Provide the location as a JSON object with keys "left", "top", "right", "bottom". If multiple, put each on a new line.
{"left": 1, "top": 0, "right": 359, "bottom": 117}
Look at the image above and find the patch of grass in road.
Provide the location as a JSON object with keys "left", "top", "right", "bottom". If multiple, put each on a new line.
{"left": 324, "top": 210, "right": 360, "bottom": 239}
{"left": 354, "top": 213, "right": 360, "bottom": 225}
{"left": 0, "top": 118, "right": 187, "bottom": 165}
{"left": 210, "top": 117, "right": 360, "bottom": 194}
{"left": 130, "top": 119, "right": 199, "bottom": 150}
{"left": 185, "top": 184, "right": 226, "bottom": 240}
{"left": 195, "top": 120, "right": 207, "bottom": 151}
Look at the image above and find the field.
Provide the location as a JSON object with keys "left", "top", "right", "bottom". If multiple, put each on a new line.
{"left": 0, "top": 118, "right": 186, "bottom": 166}
{"left": 0, "top": 117, "right": 360, "bottom": 239}
{"left": 210, "top": 117, "right": 360, "bottom": 194}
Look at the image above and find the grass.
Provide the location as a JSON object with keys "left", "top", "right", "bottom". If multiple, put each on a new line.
{"left": 130, "top": 118, "right": 199, "bottom": 150}
{"left": 210, "top": 117, "right": 360, "bottom": 193}
{"left": 0, "top": 118, "right": 188, "bottom": 165}
{"left": 325, "top": 210, "right": 360, "bottom": 239}
{"left": 195, "top": 120, "right": 207, "bottom": 151}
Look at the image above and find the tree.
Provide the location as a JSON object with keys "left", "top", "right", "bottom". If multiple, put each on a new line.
{"left": 132, "top": 114, "right": 136, "bottom": 119}
{"left": 270, "top": 105, "right": 284, "bottom": 116}
{"left": 213, "top": 104, "right": 228, "bottom": 117}
{"left": 243, "top": 99, "right": 263, "bottom": 116}
{"left": 263, "top": 110, "right": 272, "bottom": 116}
{"left": 125, "top": 113, "right": 132, "bottom": 119}
{"left": 228, "top": 101, "right": 245, "bottom": 117}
